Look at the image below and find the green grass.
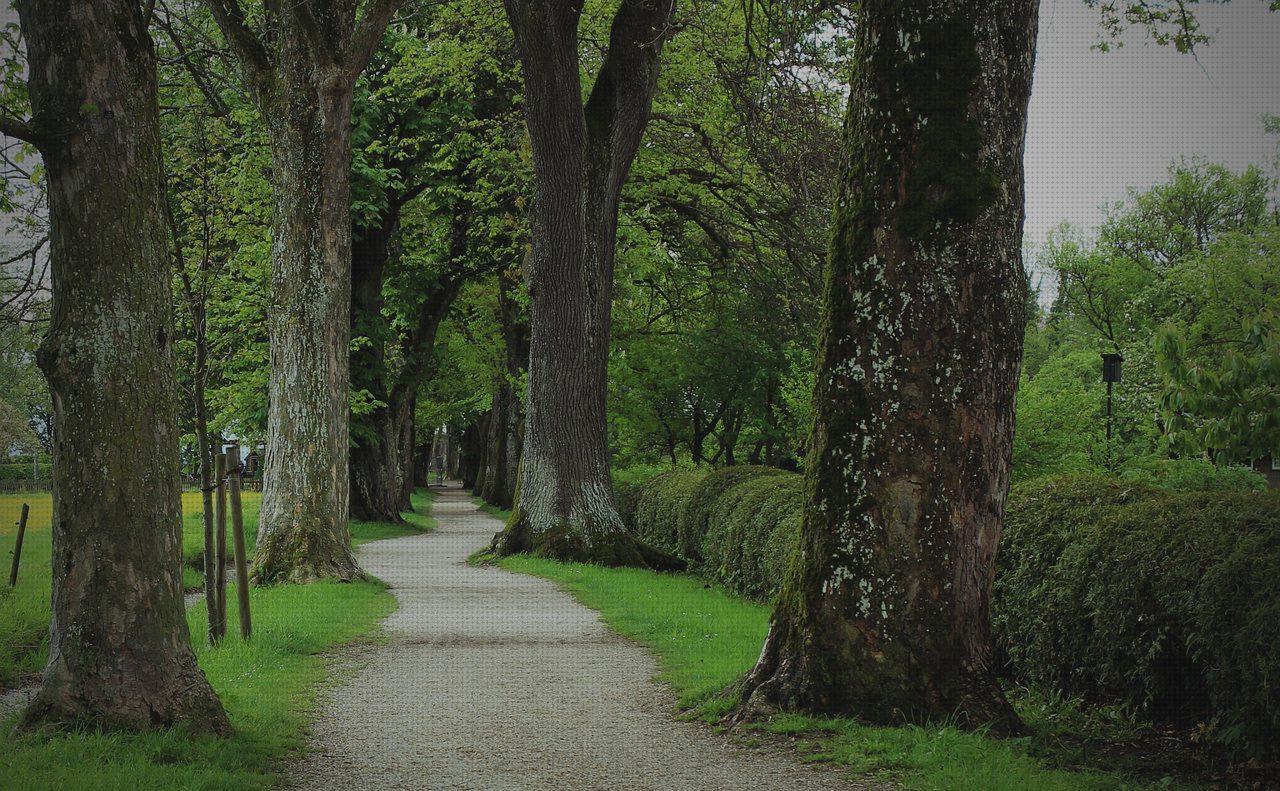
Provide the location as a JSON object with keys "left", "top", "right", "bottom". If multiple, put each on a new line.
{"left": 0, "top": 489, "right": 432, "bottom": 687}
{"left": 0, "top": 488, "right": 436, "bottom": 788}
{"left": 1, "top": 578, "right": 395, "bottom": 789}
{"left": 499, "top": 556, "right": 1196, "bottom": 791}
{"left": 470, "top": 495, "right": 511, "bottom": 523}
{"left": 500, "top": 556, "right": 767, "bottom": 710}
{"left": 351, "top": 490, "right": 437, "bottom": 545}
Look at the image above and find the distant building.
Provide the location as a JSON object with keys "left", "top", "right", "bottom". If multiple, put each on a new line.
{"left": 1251, "top": 456, "right": 1280, "bottom": 489}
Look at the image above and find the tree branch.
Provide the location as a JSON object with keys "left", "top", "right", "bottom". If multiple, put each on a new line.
{"left": 203, "top": 0, "right": 272, "bottom": 84}
{"left": 290, "top": 0, "right": 340, "bottom": 73}
{"left": 343, "top": 0, "right": 408, "bottom": 82}
{"left": 583, "top": 0, "right": 676, "bottom": 194}
{"left": 0, "top": 113, "right": 38, "bottom": 145}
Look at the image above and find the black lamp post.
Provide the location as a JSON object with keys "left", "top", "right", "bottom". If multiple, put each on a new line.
{"left": 1101, "top": 352, "right": 1123, "bottom": 471}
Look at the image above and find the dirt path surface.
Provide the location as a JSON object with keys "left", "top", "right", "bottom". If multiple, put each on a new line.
{"left": 289, "top": 485, "right": 862, "bottom": 790}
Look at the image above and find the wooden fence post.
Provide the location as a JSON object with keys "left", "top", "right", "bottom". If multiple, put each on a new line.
{"left": 214, "top": 452, "right": 228, "bottom": 641}
{"left": 8, "top": 503, "right": 28, "bottom": 586}
{"left": 227, "top": 445, "right": 251, "bottom": 640}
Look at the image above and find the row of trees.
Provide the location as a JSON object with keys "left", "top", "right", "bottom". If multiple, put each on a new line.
{"left": 4, "top": 0, "right": 1262, "bottom": 745}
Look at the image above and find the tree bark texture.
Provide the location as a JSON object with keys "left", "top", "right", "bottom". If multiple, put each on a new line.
{"left": 491, "top": 0, "right": 680, "bottom": 568}
{"left": 14, "top": 0, "right": 229, "bottom": 734}
{"left": 254, "top": 37, "right": 362, "bottom": 583}
{"left": 737, "top": 0, "right": 1039, "bottom": 735}
{"left": 205, "top": 0, "right": 406, "bottom": 582}
{"left": 349, "top": 213, "right": 404, "bottom": 523}
{"left": 397, "top": 392, "right": 417, "bottom": 510}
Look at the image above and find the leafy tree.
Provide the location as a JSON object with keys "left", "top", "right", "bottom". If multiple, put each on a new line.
{"left": 203, "top": 0, "right": 407, "bottom": 584}
{"left": 490, "top": 0, "right": 681, "bottom": 568}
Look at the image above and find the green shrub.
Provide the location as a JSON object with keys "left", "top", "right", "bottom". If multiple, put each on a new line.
{"left": 0, "top": 462, "right": 50, "bottom": 481}
{"left": 677, "top": 466, "right": 791, "bottom": 561}
{"left": 1117, "top": 457, "right": 1265, "bottom": 492}
{"left": 629, "top": 469, "right": 709, "bottom": 555}
{"left": 621, "top": 464, "right": 801, "bottom": 598}
{"left": 614, "top": 463, "right": 690, "bottom": 526}
{"left": 622, "top": 464, "right": 1280, "bottom": 758}
{"left": 994, "top": 474, "right": 1280, "bottom": 759}
{"left": 701, "top": 473, "right": 804, "bottom": 599}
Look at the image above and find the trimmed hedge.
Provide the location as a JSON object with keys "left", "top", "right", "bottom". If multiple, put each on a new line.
{"left": 678, "top": 466, "right": 791, "bottom": 562}
{"left": 994, "top": 474, "right": 1280, "bottom": 759}
{"left": 629, "top": 468, "right": 709, "bottom": 556}
{"left": 701, "top": 472, "right": 804, "bottom": 599}
{"left": 620, "top": 465, "right": 1280, "bottom": 758}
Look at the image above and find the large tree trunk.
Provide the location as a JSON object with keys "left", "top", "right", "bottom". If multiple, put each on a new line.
{"left": 204, "top": 0, "right": 405, "bottom": 583}
{"left": 491, "top": 0, "right": 679, "bottom": 568}
{"left": 253, "top": 35, "right": 362, "bottom": 582}
{"left": 12, "top": 0, "right": 229, "bottom": 734}
{"left": 736, "top": 0, "right": 1039, "bottom": 735}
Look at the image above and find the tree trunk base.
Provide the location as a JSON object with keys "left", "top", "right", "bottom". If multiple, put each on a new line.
{"left": 349, "top": 501, "right": 406, "bottom": 525}
{"left": 491, "top": 505, "right": 684, "bottom": 571}
{"left": 730, "top": 619, "right": 1025, "bottom": 737}
{"left": 18, "top": 656, "right": 232, "bottom": 736}
{"left": 251, "top": 523, "right": 364, "bottom": 585}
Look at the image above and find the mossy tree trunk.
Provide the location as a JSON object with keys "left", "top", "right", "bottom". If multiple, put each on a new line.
{"left": 7, "top": 0, "right": 229, "bottom": 734}
{"left": 737, "top": 0, "right": 1039, "bottom": 734}
{"left": 205, "top": 0, "right": 405, "bottom": 583}
{"left": 491, "top": 0, "right": 679, "bottom": 568}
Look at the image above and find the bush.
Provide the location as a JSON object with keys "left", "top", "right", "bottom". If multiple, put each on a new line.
{"left": 622, "top": 464, "right": 800, "bottom": 599}
{"left": 629, "top": 468, "right": 709, "bottom": 555}
{"left": 614, "top": 463, "right": 691, "bottom": 526}
{"left": 622, "top": 464, "right": 1280, "bottom": 758}
{"left": 0, "top": 462, "right": 50, "bottom": 481}
{"left": 701, "top": 473, "right": 804, "bottom": 599}
{"left": 1117, "top": 457, "right": 1265, "bottom": 492}
{"left": 994, "top": 474, "right": 1280, "bottom": 759}
{"left": 677, "top": 466, "right": 791, "bottom": 562}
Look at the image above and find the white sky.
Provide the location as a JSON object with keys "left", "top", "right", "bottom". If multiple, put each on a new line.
{"left": 1025, "top": 0, "right": 1280, "bottom": 248}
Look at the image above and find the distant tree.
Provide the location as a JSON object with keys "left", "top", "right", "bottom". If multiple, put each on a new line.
{"left": 490, "top": 0, "right": 681, "bottom": 567}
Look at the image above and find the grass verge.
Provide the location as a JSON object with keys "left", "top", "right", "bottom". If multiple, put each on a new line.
{"left": 0, "top": 488, "right": 435, "bottom": 787}
{"left": 470, "top": 495, "right": 511, "bottom": 523}
{"left": 1, "top": 578, "right": 394, "bottom": 789}
{"left": 499, "top": 555, "right": 1197, "bottom": 791}
{"left": 1, "top": 489, "right": 433, "bottom": 687}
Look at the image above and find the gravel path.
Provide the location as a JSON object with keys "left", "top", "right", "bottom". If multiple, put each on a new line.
{"left": 289, "top": 484, "right": 863, "bottom": 790}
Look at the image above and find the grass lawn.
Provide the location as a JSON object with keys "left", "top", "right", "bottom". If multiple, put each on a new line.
{"left": 500, "top": 556, "right": 1197, "bottom": 791}
{"left": 470, "top": 495, "right": 511, "bottom": 523}
{"left": 1, "top": 578, "right": 395, "bottom": 789}
{"left": 0, "top": 486, "right": 432, "bottom": 696}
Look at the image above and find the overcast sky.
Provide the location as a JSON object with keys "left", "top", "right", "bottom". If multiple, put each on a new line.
{"left": 1025, "top": 0, "right": 1280, "bottom": 250}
